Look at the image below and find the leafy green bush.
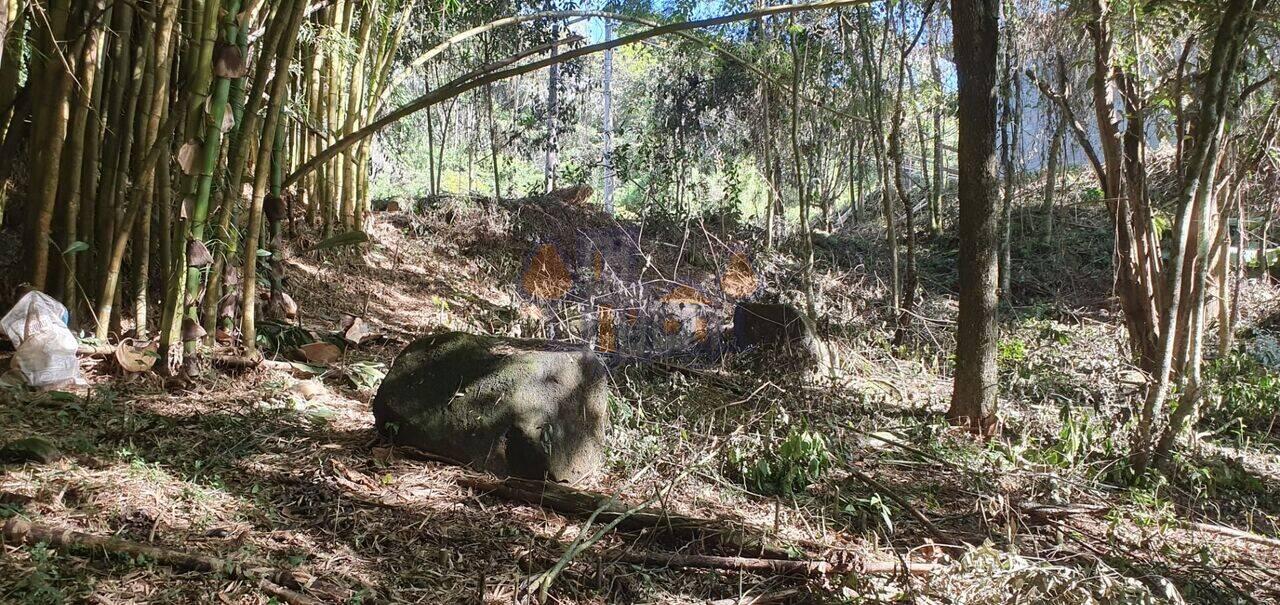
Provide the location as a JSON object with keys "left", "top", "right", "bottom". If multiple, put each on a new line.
{"left": 728, "top": 426, "right": 832, "bottom": 496}
{"left": 1034, "top": 408, "right": 1119, "bottom": 469}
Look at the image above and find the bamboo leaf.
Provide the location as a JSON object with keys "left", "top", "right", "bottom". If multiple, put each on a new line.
{"left": 63, "top": 241, "right": 89, "bottom": 255}
{"left": 177, "top": 141, "right": 201, "bottom": 175}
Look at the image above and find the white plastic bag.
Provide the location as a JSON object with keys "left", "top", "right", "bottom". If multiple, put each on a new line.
{"left": 2, "top": 291, "right": 80, "bottom": 388}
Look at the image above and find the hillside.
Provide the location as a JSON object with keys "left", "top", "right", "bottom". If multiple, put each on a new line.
{"left": 3, "top": 189, "right": 1279, "bottom": 604}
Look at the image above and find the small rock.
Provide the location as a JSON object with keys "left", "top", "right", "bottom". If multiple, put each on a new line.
{"left": 291, "top": 379, "right": 327, "bottom": 400}
{"left": 0, "top": 437, "right": 62, "bottom": 464}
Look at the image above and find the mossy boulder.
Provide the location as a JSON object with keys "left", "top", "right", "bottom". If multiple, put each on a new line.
{"left": 0, "top": 437, "right": 62, "bottom": 464}
{"left": 372, "top": 332, "right": 609, "bottom": 481}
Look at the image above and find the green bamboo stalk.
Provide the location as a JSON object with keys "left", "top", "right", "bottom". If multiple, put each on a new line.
{"left": 57, "top": 1, "right": 105, "bottom": 316}
{"left": 94, "top": 0, "right": 181, "bottom": 341}
{"left": 200, "top": 1, "right": 285, "bottom": 340}
{"left": 0, "top": 2, "right": 26, "bottom": 146}
{"left": 240, "top": 0, "right": 307, "bottom": 357}
{"left": 164, "top": 0, "right": 243, "bottom": 371}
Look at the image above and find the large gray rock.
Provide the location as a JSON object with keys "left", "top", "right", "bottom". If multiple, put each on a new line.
{"left": 733, "top": 303, "right": 829, "bottom": 368}
{"left": 373, "top": 332, "right": 609, "bottom": 481}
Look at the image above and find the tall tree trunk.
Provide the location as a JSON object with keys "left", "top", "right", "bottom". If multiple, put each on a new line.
{"left": 59, "top": 2, "right": 105, "bottom": 317}
{"left": 761, "top": 79, "right": 776, "bottom": 250}
{"left": 202, "top": 0, "right": 289, "bottom": 341}
{"left": 1041, "top": 108, "right": 1065, "bottom": 241}
{"left": 997, "top": 0, "right": 1017, "bottom": 297}
{"left": 94, "top": 0, "right": 180, "bottom": 341}
{"left": 947, "top": 0, "right": 1001, "bottom": 436}
{"left": 486, "top": 77, "right": 501, "bottom": 198}
{"left": 928, "top": 29, "right": 944, "bottom": 234}
{"left": 341, "top": 0, "right": 375, "bottom": 229}
{"left": 544, "top": 39, "right": 559, "bottom": 192}
{"left": 170, "top": 0, "right": 243, "bottom": 372}
{"left": 788, "top": 19, "right": 817, "bottom": 319}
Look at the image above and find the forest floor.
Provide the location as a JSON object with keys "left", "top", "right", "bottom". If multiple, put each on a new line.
{"left": 3, "top": 188, "right": 1280, "bottom": 604}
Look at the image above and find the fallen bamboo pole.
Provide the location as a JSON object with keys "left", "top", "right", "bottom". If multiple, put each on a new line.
{"left": 1, "top": 518, "right": 325, "bottom": 604}
{"left": 605, "top": 549, "right": 939, "bottom": 577}
{"left": 455, "top": 473, "right": 792, "bottom": 559}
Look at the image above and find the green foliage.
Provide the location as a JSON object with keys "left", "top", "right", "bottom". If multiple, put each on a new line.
{"left": 1201, "top": 351, "right": 1280, "bottom": 436}
{"left": 14, "top": 542, "right": 72, "bottom": 605}
{"left": 344, "top": 360, "right": 386, "bottom": 391}
{"left": 557, "top": 160, "right": 592, "bottom": 187}
{"left": 1175, "top": 453, "right": 1266, "bottom": 501}
{"left": 997, "top": 338, "right": 1028, "bottom": 369}
{"left": 256, "top": 320, "right": 314, "bottom": 355}
{"left": 1034, "top": 407, "right": 1119, "bottom": 469}
{"left": 840, "top": 492, "right": 895, "bottom": 534}
{"left": 728, "top": 424, "right": 832, "bottom": 496}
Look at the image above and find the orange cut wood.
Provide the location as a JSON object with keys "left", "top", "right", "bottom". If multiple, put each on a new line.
{"left": 522, "top": 244, "right": 572, "bottom": 300}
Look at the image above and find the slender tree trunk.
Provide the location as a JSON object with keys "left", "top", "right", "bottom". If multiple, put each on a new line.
{"left": 202, "top": 1, "right": 288, "bottom": 341}
{"left": 1134, "top": 0, "right": 1265, "bottom": 475}
{"left": 58, "top": 3, "right": 105, "bottom": 317}
{"left": 788, "top": 19, "right": 816, "bottom": 319}
{"left": 341, "top": 0, "right": 375, "bottom": 229}
{"left": 544, "top": 5, "right": 560, "bottom": 193}
{"left": 27, "top": 0, "right": 74, "bottom": 293}
{"left": 486, "top": 79, "right": 501, "bottom": 198}
{"left": 997, "top": 1, "right": 1017, "bottom": 297}
{"left": 761, "top": 79, "right": 776, "bottom": 250}
{"left": 169, "top": 0, "right": 243, "bottom": 372}
{"left": 602, "top": 19, "right": 615, "bottom": 215}
{"left": 1041, "top": 109, "right": 1065, "bottom": 241}
{"left": 94, "top": 0, "right": 180, "bottom": 341}
{"left": 928, "top": 31, "right": 944, "bottom": 234}
{"left": 0, "top": 3, "right": 25, "bottom": 145}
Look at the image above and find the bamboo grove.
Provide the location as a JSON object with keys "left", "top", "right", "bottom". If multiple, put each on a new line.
{"left": 0, "top": 0, "right": 419, "bottom": 374}
{"left": 0, "top": 0, "right": 1277, "bottom": 474}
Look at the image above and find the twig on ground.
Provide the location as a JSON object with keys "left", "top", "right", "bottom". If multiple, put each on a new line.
{"left": 1181, "top": 521, "right": 1280, "bottom": 550}
{"left": 454, "top": 474, "right": 793, "bottom": 559}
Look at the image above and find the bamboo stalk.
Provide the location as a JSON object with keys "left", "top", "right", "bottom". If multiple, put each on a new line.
{"left": 2, "top": 518, "right": 320, "bottom": 599}
{"left": 240, "top": 0, "right": 308, "bottom": 357}
{"left": 93, "top": 0, "right": 181, "bottom": 340}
